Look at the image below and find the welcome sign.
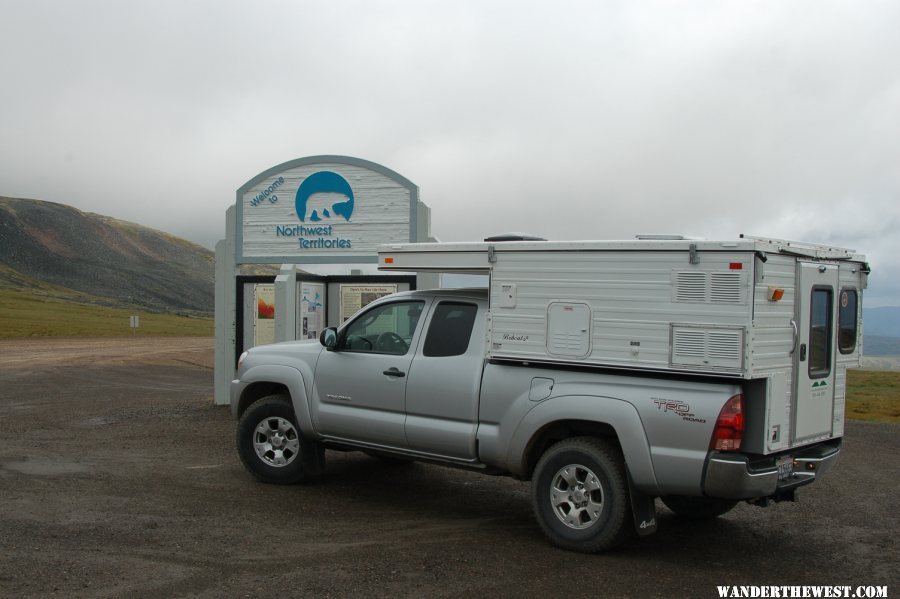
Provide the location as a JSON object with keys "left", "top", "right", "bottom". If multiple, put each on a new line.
{"left": 236, "top": 156, "right": 418, "bottom": 263}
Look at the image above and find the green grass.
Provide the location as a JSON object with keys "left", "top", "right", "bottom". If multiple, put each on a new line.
{"left": 846, "top": 369, "right": 900, "bottom": 423}
{"left": 0, "top": 289, "right": 212, "bottom": 337}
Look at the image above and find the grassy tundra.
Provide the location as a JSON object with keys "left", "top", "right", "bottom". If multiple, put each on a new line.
{"left": 0, "top": 289, "right": 895, "bottom": 423}
{"left": 0, "top": 289, "right": 212, "bottom": 338}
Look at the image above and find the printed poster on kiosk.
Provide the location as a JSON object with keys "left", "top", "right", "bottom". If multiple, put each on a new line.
{"left": 300, "top": 282, "right": 325, "bottom": 340}
{"left": 254, "top": 284, "right": 276, "bottom": 346}
{"left": 339, "top": 285, "right": 397, "bottom": 323}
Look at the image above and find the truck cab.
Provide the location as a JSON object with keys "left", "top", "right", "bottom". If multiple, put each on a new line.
{"left": 309, "top": 288, "right": 487, "bottom": 461}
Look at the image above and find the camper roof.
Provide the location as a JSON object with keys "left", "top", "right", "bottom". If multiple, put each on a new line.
{"left": 377, "top": 236, "right": 865, "bottom": 273}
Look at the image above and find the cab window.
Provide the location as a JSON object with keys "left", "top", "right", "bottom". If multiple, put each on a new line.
{"left": 423, "top": 302, "right": 478, "bottom": 357}
{"left": 341, "top": 301, "right": 424, "bottom": 355}
{"left": 838, "top": 288, "right": 859, "bottom": 354}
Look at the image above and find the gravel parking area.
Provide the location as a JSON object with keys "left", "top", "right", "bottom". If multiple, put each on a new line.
{"left": 0, "top": 338, "right": 896, "bottom": 597}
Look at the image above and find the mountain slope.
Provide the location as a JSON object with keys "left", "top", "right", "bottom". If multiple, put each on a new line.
{"left": 0, "top": 197, "right": 213, "bottom": 315}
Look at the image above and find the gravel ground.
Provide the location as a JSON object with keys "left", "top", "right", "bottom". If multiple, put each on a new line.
{"left": 0, "top": 338, "right": 897, "bottom": 598}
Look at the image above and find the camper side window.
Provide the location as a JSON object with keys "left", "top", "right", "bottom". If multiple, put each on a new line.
{"left": 423, "top": 302, "right": 478, "bottom": 357}
{"left": 838, "top": 288, "right": 859, "bottom": 354}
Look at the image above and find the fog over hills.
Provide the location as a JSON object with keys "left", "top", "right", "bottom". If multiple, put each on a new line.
{"left": 864, "top": 306, "right": 900, "bottom": 339}
{"left": 861, "top": 307, "right": 900, "bottom": 357}
{"left": 2, "top": 195, "right": 899, "bottom": 342}
{"left": 0, "top": 197, "right": 213, "bottom": 315}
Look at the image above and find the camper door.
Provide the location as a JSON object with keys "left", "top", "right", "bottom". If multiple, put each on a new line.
{"left": 792, "top": 261, "right": 839, "bottom": 445}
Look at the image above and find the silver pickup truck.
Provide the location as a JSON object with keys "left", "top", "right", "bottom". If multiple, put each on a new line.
{"left": 232, "top": 287, "right": 842, "bottom": 553}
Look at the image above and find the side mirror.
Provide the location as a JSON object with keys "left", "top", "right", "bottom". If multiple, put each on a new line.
{"left": 320, "top": 327, "right": 338, "bottom": 350}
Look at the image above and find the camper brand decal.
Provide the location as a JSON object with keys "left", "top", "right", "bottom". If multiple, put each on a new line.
{"left": 502, "top": 333, "right": 530, "bottom": 342}
{"left": 652, "top": 398, "right": 707, "bottom": 424}
{"left": 811, "top": 380, "right": 829, "bottom": 399}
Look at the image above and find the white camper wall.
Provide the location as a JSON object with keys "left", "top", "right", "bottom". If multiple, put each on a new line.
{"left": 748, "top": 254, "right": 797, "bottom": 373}
{"left": 833, "top": 262, "right": 866, "bottom": 437}
{"left": 747, "top": 253, "right": 798, "bottom": 453}
{"left": 488, "top": 249, "right": 756, "bottom": 376}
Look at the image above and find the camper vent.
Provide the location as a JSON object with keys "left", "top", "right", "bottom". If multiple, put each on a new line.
{"left": 675, "top": 272, "right": 708, "bottom": 302}
{"left": 673, "top": 271, "right": 746, "bottom": 304}
{"left": 551, "top": 332, "right": 586, "bottom": 352}
{"left": 672, "top": 329, "right": 705, "bottom": 356}
{"left": 710, "top": 272, "right": 743, "bottom": 303}
{"left": 671, "top": 325, "right": 744, "bottom": 370}
{"left": 708, "top": 331, "right": 742, "bottom": 360}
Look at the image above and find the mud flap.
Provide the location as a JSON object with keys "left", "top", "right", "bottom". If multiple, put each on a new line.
{"left": 301, "top": 440, "right": 326, "bottom": 478}
{"left": 628, "top": 475, "right": 658, "bottom": 536}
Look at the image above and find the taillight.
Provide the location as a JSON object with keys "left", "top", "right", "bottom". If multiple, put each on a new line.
{"left": 711, "top": 393, "right": 744, "bottom": 451}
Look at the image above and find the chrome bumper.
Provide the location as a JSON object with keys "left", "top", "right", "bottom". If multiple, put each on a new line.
{"left": 703, "top": 441, "right": 841, "bottom": 499}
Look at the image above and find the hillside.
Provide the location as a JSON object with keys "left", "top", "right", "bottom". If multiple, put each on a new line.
{"left": 0, "top": 197, "right": 214, "bottom": 315}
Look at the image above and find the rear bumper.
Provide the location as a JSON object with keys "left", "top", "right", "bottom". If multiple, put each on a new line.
{"left": 703, "top": 440, "right": 842, "bottom": 500}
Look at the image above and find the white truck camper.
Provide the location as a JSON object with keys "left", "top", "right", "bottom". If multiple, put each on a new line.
{"left": 231, "top": 233, "right": 868, "bottom": 553}
{"left": 378, "top": 235, "right": 868, "bottom": 457}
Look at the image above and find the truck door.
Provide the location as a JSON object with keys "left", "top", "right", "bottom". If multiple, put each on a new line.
{"left": 404, "top": 300, "right": 484, "bottom": 459}
{"left": 312, "top": 299, "right": 428, "bottom": 448}
{"left": 793, "top": 261, "right": 839, "bottom": 446}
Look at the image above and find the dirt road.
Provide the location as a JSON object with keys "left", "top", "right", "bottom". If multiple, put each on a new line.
{"left": 0, "top": 338, "right": 896, "bottom": 597}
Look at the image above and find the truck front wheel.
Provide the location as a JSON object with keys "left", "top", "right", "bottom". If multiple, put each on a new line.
{"left": 532, "top": 437, "right": 631, "bottom": 553}
{"left": 237, "top": 396, "right": 324, "bottom": 484}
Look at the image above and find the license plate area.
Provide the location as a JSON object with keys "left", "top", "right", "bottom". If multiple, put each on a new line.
{"left": 777, "top": 455, "right": 794, "bottom": 480}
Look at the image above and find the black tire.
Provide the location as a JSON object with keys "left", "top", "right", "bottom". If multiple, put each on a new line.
{"left": 661, "top": 495, "right": 738, "bottom": 520}
{"left": 531, "top": 437, "right": 632, "bottom": 553}
{"left": 236, "top": 396, "right": 324, "bottom": 484}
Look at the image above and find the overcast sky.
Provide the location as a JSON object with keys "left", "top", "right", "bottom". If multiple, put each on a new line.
{"left": 1, "top": 0, "right": 898, "bottom": 305}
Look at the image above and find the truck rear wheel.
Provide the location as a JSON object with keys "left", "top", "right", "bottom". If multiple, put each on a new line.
{"left": 532, "top": 437, "right": 631, "bottom": 553}
{"left": 237, "top": 396, "right": 324, "bottom": 484}
{"left": 661, "top": 496, "right": 738, "bottom": 520}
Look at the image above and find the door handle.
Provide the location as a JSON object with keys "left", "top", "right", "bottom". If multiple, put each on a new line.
{"left": 799, "top": 343, "right": 807, "bottom": 362}
{"left": 383, "top": 367, "right": 406, "bottom": 378}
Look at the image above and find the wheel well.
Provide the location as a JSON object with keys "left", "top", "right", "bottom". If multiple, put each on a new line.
{"left": 236, "top": 382, "right": 291, "bottom": 418}
{"left": 522, "top": 420, "right": 620, "bottom": 481}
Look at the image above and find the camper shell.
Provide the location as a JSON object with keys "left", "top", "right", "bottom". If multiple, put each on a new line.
{"left": 378, "top": 235, "right": 868, "bottom": 456}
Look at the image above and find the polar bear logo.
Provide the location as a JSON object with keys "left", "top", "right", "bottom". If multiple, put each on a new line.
{"left": 295, "top": 171, "right": 354, "bottom": 223}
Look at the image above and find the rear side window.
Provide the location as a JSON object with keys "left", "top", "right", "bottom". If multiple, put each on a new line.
{"left": 838, "top": 288, "right": 859, "bottom": 354}
{"left": 423, "top": 302, "right": 478, "bottom": 357}
{"left": 808, "top": 287, "right": 833, "bottom": 379}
